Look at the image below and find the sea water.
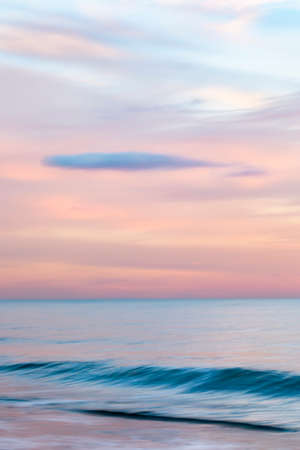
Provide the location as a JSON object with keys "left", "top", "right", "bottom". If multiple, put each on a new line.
{"left": 1, "top": 299, "right": 300, "bottom": 449}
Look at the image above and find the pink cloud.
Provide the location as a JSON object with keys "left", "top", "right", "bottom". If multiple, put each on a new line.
{"left": 0, "top": 25, "right": 123, "bottom": 60}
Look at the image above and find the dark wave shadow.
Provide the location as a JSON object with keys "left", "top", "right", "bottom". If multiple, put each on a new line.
{"left": 69, "top": 408, "right": 297, "bottom": 433}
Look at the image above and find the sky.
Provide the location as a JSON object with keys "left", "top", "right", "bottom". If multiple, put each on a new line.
{"left": 1, "top": 0, "right": 300, "bottom": 299}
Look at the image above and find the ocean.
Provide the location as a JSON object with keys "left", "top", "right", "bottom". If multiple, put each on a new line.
{"left": 1, "top": 299, "right": 300, "bottom": 449}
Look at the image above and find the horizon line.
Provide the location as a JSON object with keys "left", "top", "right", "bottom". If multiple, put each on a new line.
{"left": 1, "top": 298, "right": 300, "bottom": 302}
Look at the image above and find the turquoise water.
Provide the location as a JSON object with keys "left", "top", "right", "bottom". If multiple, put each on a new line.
{"left": 1, "top": 299, "right": 300, "bottom": 448}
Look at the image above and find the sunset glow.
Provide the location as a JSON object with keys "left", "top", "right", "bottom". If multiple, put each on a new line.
{"left": 1, "top": 0, "right": 300, "bottom": 299}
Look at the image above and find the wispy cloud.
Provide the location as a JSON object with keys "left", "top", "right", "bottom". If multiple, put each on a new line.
{"left": 44, "top": 152, "right": 223, "bottom": 171}
{"left": 155, "top": 0, "right": 289, "bottom": 35}
{"left": 178, "top": 86, "right": 265, "bottom": 111}
{"left": 155, "top": 0, "right": 287, "bottom": 13}
{"left": 245, "top": 92, "right": 300, "bottom": 123}
{"left": 228, "top": 167, "right": 266, "bottom": 177}
{"left": 0, "top": 24, "right": 123, "bottom": 60}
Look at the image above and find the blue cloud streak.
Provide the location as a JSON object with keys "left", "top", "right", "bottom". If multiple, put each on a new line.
{"left": 44, "top": 152, "right": 222, "bottom": 171}
{"left": 229, "top": 168, "right": 266, "bottom": 177}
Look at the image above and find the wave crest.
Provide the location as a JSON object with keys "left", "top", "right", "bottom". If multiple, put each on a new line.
{"left": 1, "top": 361, "right": 299, "bottom": 399}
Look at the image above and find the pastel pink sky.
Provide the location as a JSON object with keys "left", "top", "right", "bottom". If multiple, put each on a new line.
{"left": 1, "top": 0, "right": 300, "bottom": 299}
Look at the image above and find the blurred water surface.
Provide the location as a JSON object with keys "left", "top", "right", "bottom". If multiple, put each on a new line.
{"left": 1, "top": 299, "right": 300, "bottom": 448}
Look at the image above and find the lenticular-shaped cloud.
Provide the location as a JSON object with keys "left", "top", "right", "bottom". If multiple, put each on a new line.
{"left": 44, "top": 152, "right": 222, "bottom": 171}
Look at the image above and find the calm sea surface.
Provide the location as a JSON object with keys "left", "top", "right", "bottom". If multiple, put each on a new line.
{"left": 1, "top": 299, "right": 300, "bottom": 449}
